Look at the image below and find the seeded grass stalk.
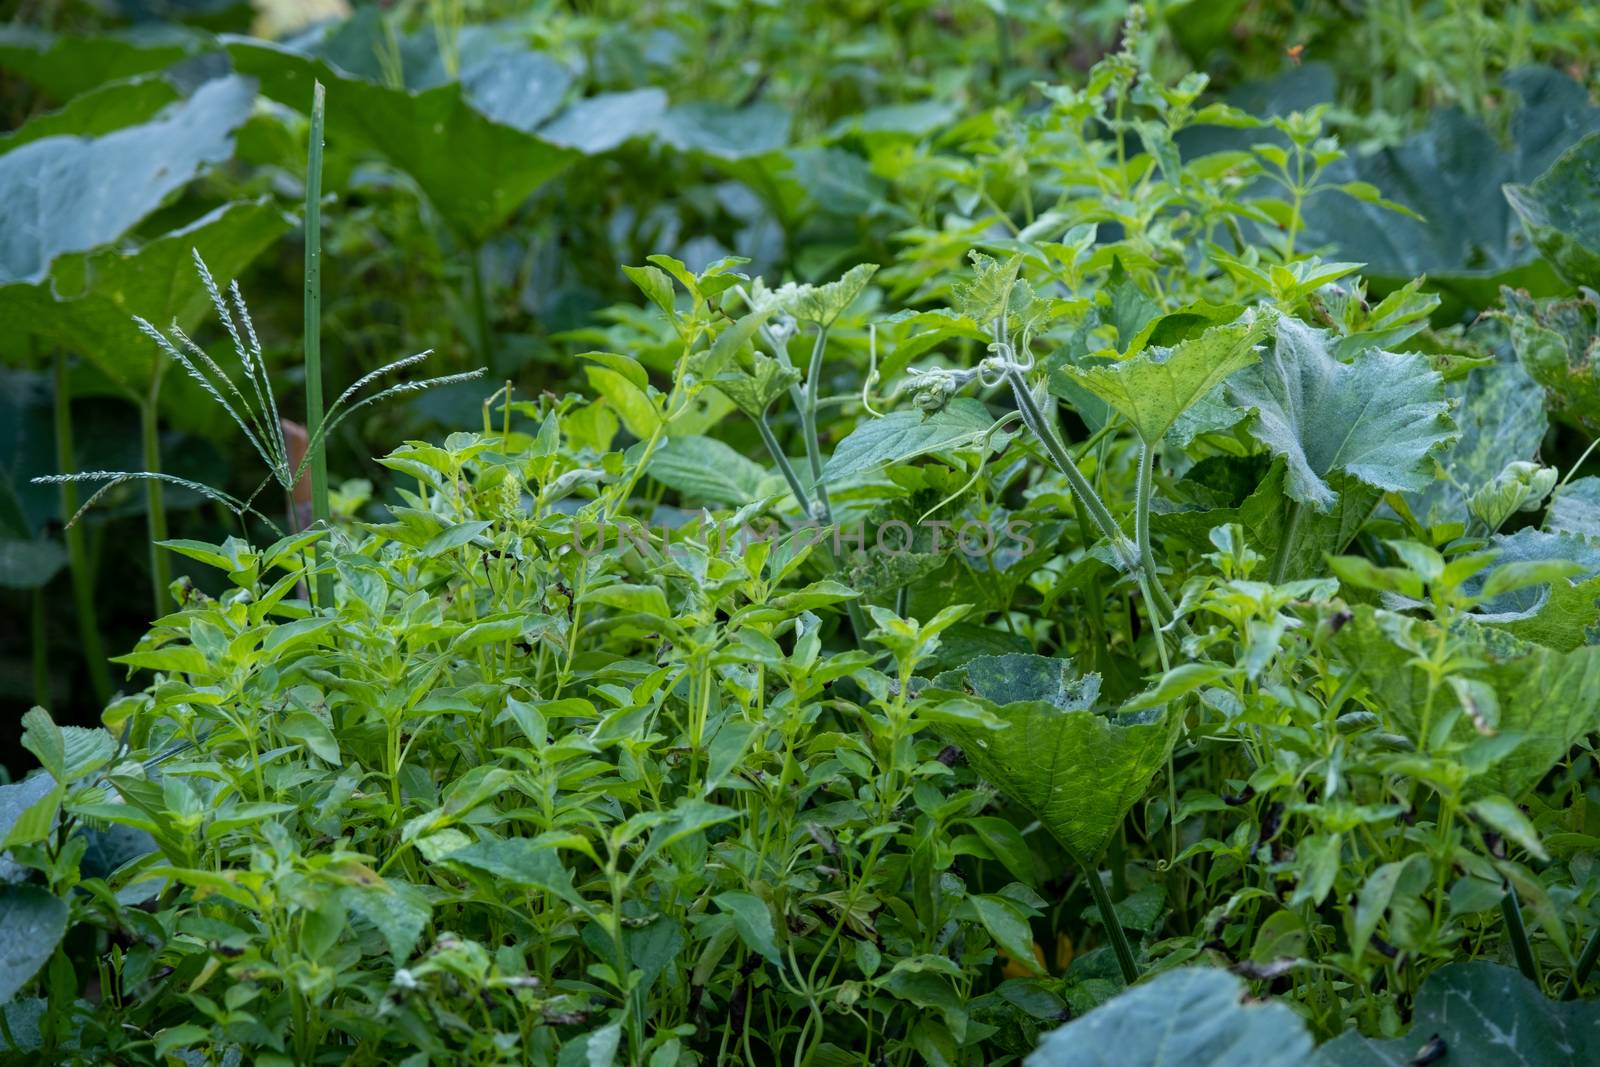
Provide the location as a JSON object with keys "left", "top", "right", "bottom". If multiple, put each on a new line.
{"left": 305, "top": 81, "right": 332, "bottom": 608}
{"left": 52, "top": 353, "right": 112, "bottom": 705}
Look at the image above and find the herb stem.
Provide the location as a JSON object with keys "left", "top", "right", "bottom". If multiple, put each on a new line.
{"left": 53, "top": 353, "right": 112, "bottom": 705}
{"left": 139, "top": 369, "right": 170, "bottom": 617}
{"left": 1079, "top": 853, "right": 1140, "bottom": 984}
{"left": 1271, "top": 501, "right": 1306, "bottom": 585}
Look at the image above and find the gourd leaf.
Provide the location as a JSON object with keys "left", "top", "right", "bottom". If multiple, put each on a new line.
{"left": 0, "top": 74, "right": 255, "bottom": 284}
{"left": 0, "top": 75, "right": 180, "bottom": 152}
{"left": 823, "top": 398, "right": 997, "bottom": 484}
{"left": 0, "top": 885, "right": 69, "bottom": 1005}
{"left": 701, "top": 351, "right": 801, "bottom": 420}
{"left": 1505, "top": 131, "right": 1600, "bottom": 290}
{"left": 0, "top": 25, "right": 207, "bottom": 101}
{"left": 1298, "top": 66, "right": 1600, "bottom": 313}
{"left": 1312, "top": 962, "right": 1600, "bottom": 1066}
{"left": 1335, "top": 608, "right": 1600, "bottom": 798}
{"left": 1406, "top": 355, "right": 1547, "bottom": 527}
{"left": 761, "top": 263, "right": 879, "bottom": 328}
{"left": 1226, "top": 317, "right": 1455, "bottom": 513}
{"left": 924, "top": 654, "right": 1169, "bottom": 860}
{"left": 1066, "top": 314, "right": 1266, "bottom": 444}
{"left": 225, "top": 38, "right": 579, "bottom": 244}
{"left": 1548, "top": 478, "right": 1600, "bottom": 542}
{"left": 0, "top": 199, "right": 292, "bottom": 389}
{"left": 1025, "top": 966, "right": 1312, "bottom": 1067}
{"left": 1499, "top": 288, "right": 1600, "bottom": 437}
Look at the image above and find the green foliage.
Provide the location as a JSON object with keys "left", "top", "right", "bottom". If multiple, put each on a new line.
{"left": 7, "top": 2, "right": 1600, "bottom": 1065}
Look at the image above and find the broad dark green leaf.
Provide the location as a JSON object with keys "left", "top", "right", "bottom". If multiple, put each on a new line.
{"left": 1226, "top": 317, "right": 1454, "bottom": 512}
{"left": 1407, "top": 355, "right": 1548, "bottom": 527}
{"left": 1500, "top": 287, "right": 1600, "bottom": 437}
{"left": 0, "top": 25, "right": 207, "bottom": 101}
{"left": 0, "top": 199, "right": 287, "bottom": 388}
{"left": 0, "top": 885, "right": 69, "bottom": 1004}
{"left": 823, "top": 398, "right": 996, "bottom": 484}
{"left": 0, "top": 75, "right": 254, "bottom": 284}
{"left": 1299, "top": 67, "right": 1600, "bottom": 312}
{"left": 1548, "top": 478, "right": 1600, "bottom": 542}
{"left": 926, "top": 655, "right": 1168, "bottom": 859}
{"left": 1066, "top": 315, "right": 1265, "bottom": 444}
{"left": 647, "top": 435, "right": 774, "bottom": 507}
{"left": 226, "top": 38, "right": 578, "bottom": 243}
{"left": 1026, "top": 966, "right": 1312, "bottom": 1066}
{"left": 0, "top": 76, "right": 180, "bottom": 152}
{"left": 1313, "top": 962, "right": 1600, "bottom": 1066}
{"left": 1505, "top": 130, "right": 1600, "bottom": 289}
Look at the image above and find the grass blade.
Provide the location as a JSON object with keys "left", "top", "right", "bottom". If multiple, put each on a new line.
{"left": 304, "top": 80, "right": 332, "bottom": 608}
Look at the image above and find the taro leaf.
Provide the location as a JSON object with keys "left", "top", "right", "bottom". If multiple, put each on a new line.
{"left": 822, "top": 398, "right": 996, "bottom": 484}
{"left": 1335, "top": 608, "right": 1600, "bottom": 797}
{"left": 1407, "top": 355, "right": 1548, "bottom": 527}
{"left": 0, "top": 199, "right": 291, "bottom": 390}
{"left": 1312, "top": 961, "right": 1600, "bottom": 1067}
{"left": 925, "top": 654, "right": 1168, "bottom": 860}
{"left": 0, "top": 76, "right": 180, "bottom": 153}
{"left": 0, "top": 75, "right": 255, "bottom": 284}
{"left": 0, "top": 25, "right": 208, "bottom": 101}
{"left": 225, "top": 38, "right": 578, "bottom": 244}
{"left": 1066, "top": 315, "right": 1265, "bottom": 444}
{"left": 0, "top": 885, "right": 69, "bottom": 1004}
{"left": 1299, "top": 67, "right": 1600, "bottom": 312}
{"left": 1226, "top": 317, "right": 1455, "bottom": 513}
{"left": 1500, "top": 288, "right": 1600, "bottom": 437}
{"left": 646, "top": 435, "right": 774, "bottom": 507}
{"left": 1025, "top": 965, "right": 1312, "bottom": 1067}
{"left": 1548, "top": 478, "right": 1600, "bottom": 542}
{"left": 1505, "top": 131, "right": 1600, "bottom": 290}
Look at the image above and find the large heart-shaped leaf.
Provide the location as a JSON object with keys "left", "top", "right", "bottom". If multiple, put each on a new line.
{"left": 225, "top": 38, "right": 578, "bottom": 244}
{"left": 925, "top": 654, "right": 1169, "bottom": 860}
{"left": 1505, "top": 131, "right": 1600, "bottom": 290}
{"left": 1299, "top": 66, "right": 1600, "bottom": 311}
{"left": 823, "top": 398, "right": 997, "bottom": 484}
{"left": 0, "top": 199, "right": 290, "bottom": 389}
{"left": 1226, "top": 317, "right": 1455, "bottom": 513}
{"left": 1026, "top": 965, "right": 1312, "bottom": 1067}
{"left": 0, "top": 885, "right": 68, "bottom": 1004}
{"left": 1335, "top": 608, "right": 1600, "bottom": 798}
{"left": 0, "top": 74, "right": 255, "bottom": 284}
{"left": 1313, "top": 962, "right": 1600, "bottom": 1066}
{"left": 1066, "top": 314, "right": 1265, "bottom": 444}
